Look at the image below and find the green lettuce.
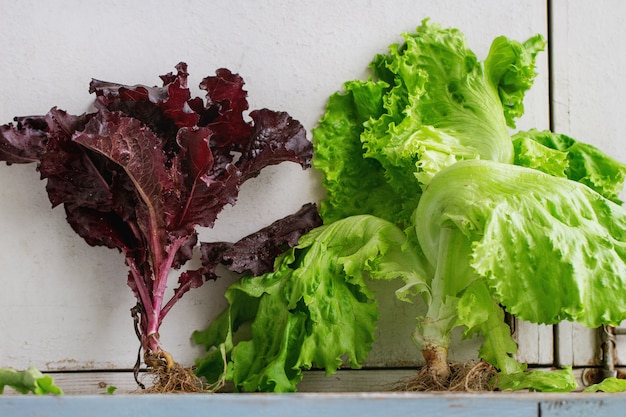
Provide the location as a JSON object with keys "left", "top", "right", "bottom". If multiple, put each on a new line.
{"left": 196, "top": 158, "right": 626, "bottom": 392}
{"left": 0, "top": 367, "right": 63, "bottom": 395}
{"left": 195, "top": 19, "right": 549, "bottom": 392}
{"left": 412, "top": 159, "right": 626, "bottom": 380}
{"left": 194, "top": 216, "right": 425, "bottom": 392}
{"left": 195, "top": 19, "right": 626, "bottom": 393}
{"left": 498, "top": 367, "right": 577, "bottom": 392}
{"left": 313, "top": 18, "right": 544, "bottom": 227}
{"left": 513, "top": 128, "right": 626, "bottom": 204}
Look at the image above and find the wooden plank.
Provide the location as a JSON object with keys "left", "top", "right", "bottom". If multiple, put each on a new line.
{"left": 554, "top": 322, "right": 597, "bottom": 368}
{"left": 540, "top": 397, "right": 626, "bottom": 417}
{"left": 6, "top": 391, "right": 626, "bottom": 417}
{"left": 0, "top": 368, "right": 621, "bottom": 417}
{"left": 514, "top": 321, "right": 553, "bottom": 365}
{"left": 0, "top": 392, "right": 541, "bottom": 417}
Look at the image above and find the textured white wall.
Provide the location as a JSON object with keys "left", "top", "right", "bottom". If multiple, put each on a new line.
{"left": 0, "top": 0, "right": 552, "bottom": 371}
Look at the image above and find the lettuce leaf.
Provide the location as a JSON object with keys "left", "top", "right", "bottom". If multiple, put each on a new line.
{"left": 513, "top": 129, "right": 626, "bottom": 204}
{"left": 416, "top": 159, "right": 626, "bottom": 328}
{"left": 498, "top": 367, "right": 577, "bottom": 392}
{"left": 583, "top": 377, "right": 626, "bottom": 393}
{"left": 397, "top": 158, "right": 626, "bottom": 390}
{"left": 194, "top": 215, "right": 426, "bottom": 392}
{"left": 0, "top": 367, "right": 63, "bottom": 395}
{"left": 312, "top": 19, "right": 545, "bottom": 227}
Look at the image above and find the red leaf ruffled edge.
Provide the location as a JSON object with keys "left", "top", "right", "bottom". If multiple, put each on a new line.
{"left": 199, "top": 202, "right": 323, "bottom": 280}
{"left": 163, "top": 203, "right": 322, "bottom": 319}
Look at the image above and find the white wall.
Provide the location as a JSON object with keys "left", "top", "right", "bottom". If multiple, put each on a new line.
{"left": 4, "top": 0, "right": 605, "bottom": 372}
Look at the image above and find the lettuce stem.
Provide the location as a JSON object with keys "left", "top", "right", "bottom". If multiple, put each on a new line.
{"left": 413, "top": 227, "right": 476, "bottom": 379}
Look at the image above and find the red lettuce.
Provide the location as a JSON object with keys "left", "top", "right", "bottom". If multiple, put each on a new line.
{"left": 0, "top": 63, "right": 321, "bottom": 375}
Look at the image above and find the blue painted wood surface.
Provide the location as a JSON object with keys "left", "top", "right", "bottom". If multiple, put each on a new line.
{"left": 2, "top": 393, "right": 626, "bottom": 417}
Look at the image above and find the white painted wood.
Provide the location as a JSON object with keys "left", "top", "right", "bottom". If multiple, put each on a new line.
{"left": 0, "top": 0, "right": 549, "bottom": 372}
{"left": 551, "top": 0, "right": 626, "bottom": 367}
{"left": 554, "top": 322, "right": 576, "bottom": 367}
{"left": 554, "top": 322, "right": 597, "bottom": 368}
{"left": 514, "top": 321, "right": 553, "bottom": 365}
